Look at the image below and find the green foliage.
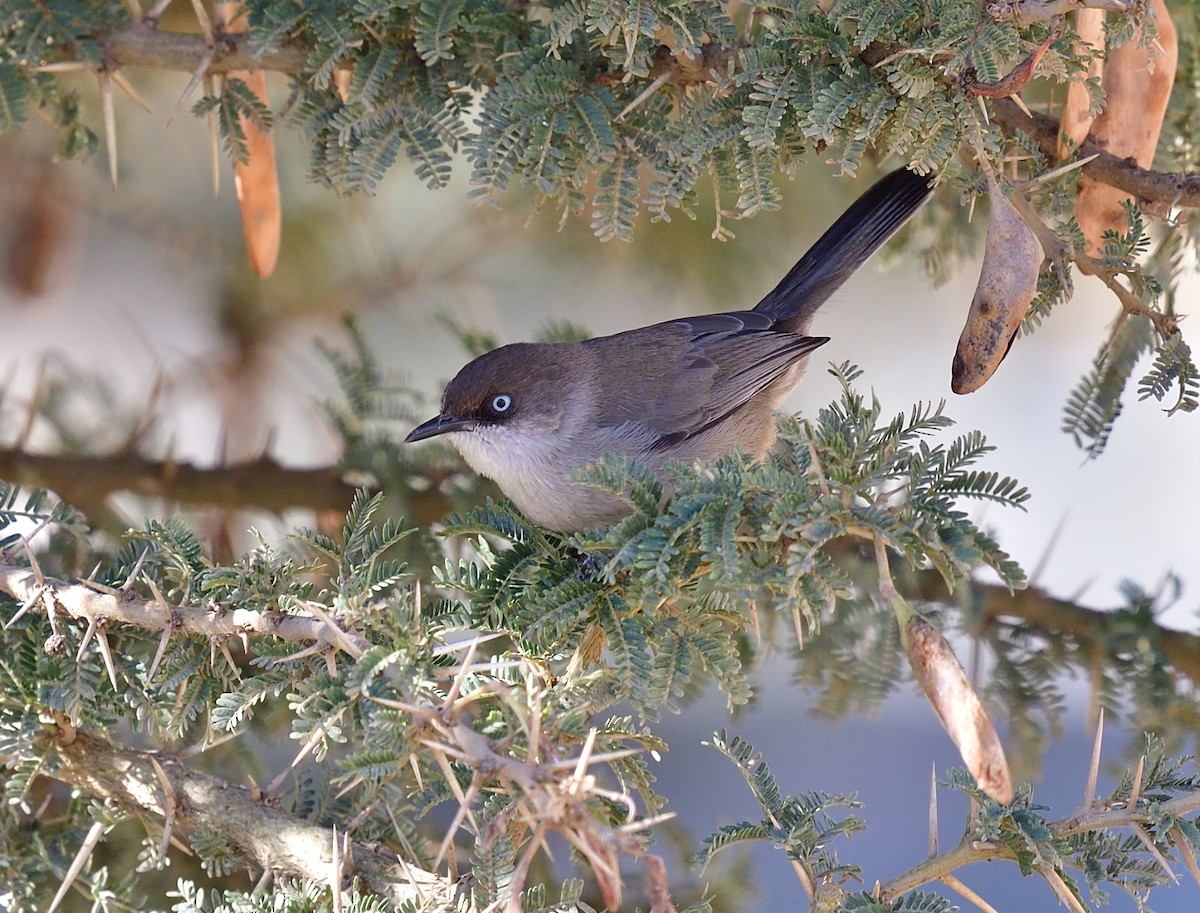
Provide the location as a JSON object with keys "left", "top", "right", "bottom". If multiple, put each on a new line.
{"left": 0, "top": 0, "right": 1119, "bottom": 235}
{"left": 165, "top": 878, "right": 406, "bottom": 912}
{"left": 193, "top": 77, "right": 274, "bottom": 167}
{"left": 1138, "top": 331, "right": 1200, "bottom": 416}
{"left": 0, "top": 482, "right": 88, "bottom": 550}
{"left": 941, "top": 738, "right": 1200, "bottom": 908}
{"left": 4, "top": 0, "right": 1195, "bottom": 449}
{"left": 696, "top": 731, "right": 864, "bottom": 883}
{"left": 1060, "top": 202, "right": 1171, "bottom": 456}
{"left": 1063, "top": 315, "right": 1155, "bottom": 458}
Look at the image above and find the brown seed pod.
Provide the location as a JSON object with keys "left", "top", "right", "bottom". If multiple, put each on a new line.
{"left": 905, "top": 614, "right": 1013, "bottom": 804}
{"left": 1074, "top": 0, "right": 1177, "bottom": 263}
{"left": 3, "top": 164, "right": 79, "bottom": 300}
{"left": 1058, "top": 7, "right": 1106, "bottom": 159}
{"left": 216, "top": 1, "right": 281, "bottom": 279}
{"left": 951, "top": 174, "right": 1043, "bottom": 394}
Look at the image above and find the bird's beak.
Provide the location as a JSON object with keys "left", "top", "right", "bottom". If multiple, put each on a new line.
{"left": 405, "top": 413, "right": 477, "bottom": 443}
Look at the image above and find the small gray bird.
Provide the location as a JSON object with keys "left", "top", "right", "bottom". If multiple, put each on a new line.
{"left": 407, "top": 168, "right": 933, "bottom": 532}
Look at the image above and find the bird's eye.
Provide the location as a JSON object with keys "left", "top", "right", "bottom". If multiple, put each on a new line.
{"left": 490, "top": 394, "right": 513, "bottom": 414}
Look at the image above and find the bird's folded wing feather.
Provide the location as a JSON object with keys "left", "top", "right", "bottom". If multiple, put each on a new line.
{"left": 586, "top": 312, "right": 826, "bottom": 448}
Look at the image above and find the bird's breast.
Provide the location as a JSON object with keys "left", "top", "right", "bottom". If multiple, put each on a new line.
{"left": 446, "top": 423, "right": 640, "bottom": 532}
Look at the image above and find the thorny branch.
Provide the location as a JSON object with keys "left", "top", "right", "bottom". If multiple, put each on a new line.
{"left": 24, "top": 20, "right": 1196, "bottom": 213}
{"left": 990, "top": 98, "right": 1200, "bottom": 209}
{"left": 880, "top": 762, "right": 1200, "bottom": 901}
{"left": 41, "top": 725, "right": 447, "bottom": 904}
{"left": 986, "top": 0, "right": 1135, "bottom": 24}
{"left": 0, "top": 560, "right": 373, "bottom": 656}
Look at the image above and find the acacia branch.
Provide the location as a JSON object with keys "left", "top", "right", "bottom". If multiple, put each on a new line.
{"left": 95, "top": 24, "right": 308, "bottom": 73}
{"left": 24, "top": 641, "right": 671, "bottom": 911}
{"left": 814, "top": 535, "right": 1200, "bottom": 684}
{"left": 0, "top": 561, "right": 372, "bottom": 655}
{"left": 0, "top": 449, "right": 359, "bottom": 514}
{"left": 881, "top": 784, "right": 1200, "bottom": 899}
{"left": 40, "top": 724, "right": 446, "bottom": 903}
{"left": 945, "top": 576, "right": 1200, "bottom": 683}
{"left": 989, "top": 98, "right": 1200, "bottom": 208}
{"left": 5, "top": 536, "right": 1200, "bottom": 684}
{"left": 51, "top": 27, "right": 1199, "bottom": 212}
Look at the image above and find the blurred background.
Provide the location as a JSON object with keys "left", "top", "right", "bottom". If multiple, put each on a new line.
{"left": 2, "top": 65, "right": 1199, "bottom": 911}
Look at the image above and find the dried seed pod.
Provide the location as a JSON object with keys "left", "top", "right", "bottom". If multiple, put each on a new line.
{"left": 951, "top": 174, "right": 1043, "bottom": 394}
{"left": 905, "top": 614, "right": 1013, "bottom": 804}
{"left": 216, "top": 1, "right": 281, "bottom": 279}
{"left": 1075, "top": 0, "right": 1177, "bottom": 262}
{"left": 1058, "top": 7, "right": 1106, "bottom": 158}
{"left": 3, "top": 164, "right": 79, "bottom": 299}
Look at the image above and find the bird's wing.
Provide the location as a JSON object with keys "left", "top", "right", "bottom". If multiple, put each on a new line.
{"left": 587, "top": 312, "right": 827, "bottom": 450}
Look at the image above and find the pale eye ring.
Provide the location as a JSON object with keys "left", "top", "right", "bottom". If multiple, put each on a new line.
{"left": 490, "top": 394, "right": 513, "bottom": 414}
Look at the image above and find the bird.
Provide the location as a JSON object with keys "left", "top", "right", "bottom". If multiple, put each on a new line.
{"left": 407, "top": 168, "right": 934, "bottom": 532}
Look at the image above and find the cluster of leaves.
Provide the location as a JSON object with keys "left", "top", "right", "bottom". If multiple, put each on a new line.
{"left": 696, "top": 731, "right": 866, "bottom": 885}
{"left": 0, "top": 482, "right": 87, "bottom": 551}
{"left": 1059, "top": 203, "right": 1200, "bottom": 456}
{"left": 0, "top": 488, "right": 667, "bottom": 910}
{"left": 1, "top": 0, "right": 1131, "bottom": 238}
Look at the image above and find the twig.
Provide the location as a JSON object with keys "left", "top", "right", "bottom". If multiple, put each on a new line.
{"left": 1170, "top": 825, "right": 1200, "bottom": 887}
{"left": 994, "top": 0, "right": 1130, "bottom": 24}
{"left": 1127, "top": 753, "right": 1145, "bottom": 811}
{"left": 145, "top": 0, "right": 176, "bottom": 23}
{"left": 617, "top": 69, "right": 672, "bottom": 120}
{"left": 989, "top": 98, "right": 1200, "bottom": 208}
{"left": 1130, "top": 821, "right": 1178, "bottom": 882}
{"left": 967, "top": 18, "right": 1062, "bottom": 98}
{"left": 149, "top": 755, "right": 177, "bottom": 864}
{"left": 1074, "top": 254, "right": 1179, "bottom": 335}
{"left": 203, "top": 73, "right": 221, "bottom": 196}
{"left": 110, "top": 70, "right": 152, "bottom": 112}
{"left": 0, "top": 562, "right": 374, "bottom": 655}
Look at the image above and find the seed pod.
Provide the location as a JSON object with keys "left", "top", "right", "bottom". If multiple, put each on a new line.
{"left": 1058, "top": 7, "right": 1106, "bottom": 158}
{"left": 4, "top": 164, "right": 78, "bottom": 299}
{"left": 905, "top": 614, "right": 1013, "bottom": 804}
{"left": 216, "top": 1, "right": 282, "bottom": 279}
{"left": 1075, "top": 0, "right": 1177, "bottom": 263}
{"left": 951, "top": 174, "right": 1043, "bottom": 394}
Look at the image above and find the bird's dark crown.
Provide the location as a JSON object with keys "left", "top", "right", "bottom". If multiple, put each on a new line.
{"left": 442, "top": 341, "right": 573, "bottom": 422}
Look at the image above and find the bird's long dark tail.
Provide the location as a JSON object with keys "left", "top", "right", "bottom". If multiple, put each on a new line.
{"left": 753, "top": 167, "right": 934, "bottom": 329}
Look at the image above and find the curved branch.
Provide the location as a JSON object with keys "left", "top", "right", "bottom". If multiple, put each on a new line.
{"left": 965, "top": 579, "right": 1200, "bottom": 682}
{"left": 5, "top": 539, "right": 1200, "bottom": 684}
{"left": 990, "top": 98, "right": 1200, "bottom": 208}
